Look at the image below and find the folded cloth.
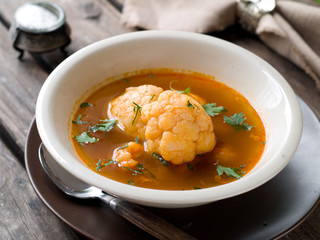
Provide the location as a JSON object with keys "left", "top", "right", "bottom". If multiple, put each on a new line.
{"left": 122, "top": 0, "right": 320, "bottom": 89}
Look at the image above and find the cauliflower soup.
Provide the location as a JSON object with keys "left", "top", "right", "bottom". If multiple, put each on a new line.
{"left": 70, "top": 69, "right": 266, "bottom": 190}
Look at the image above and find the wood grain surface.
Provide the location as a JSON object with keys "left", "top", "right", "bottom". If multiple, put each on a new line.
{"left": 0, "top": 0, "right": 319, "bottom": 239}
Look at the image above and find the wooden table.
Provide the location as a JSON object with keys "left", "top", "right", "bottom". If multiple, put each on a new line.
{"left": 0, "top": 0, "right": 319, "bottom": 239}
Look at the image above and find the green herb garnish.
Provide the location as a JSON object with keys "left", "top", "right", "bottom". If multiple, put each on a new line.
{"left": 96, "top": 159, "right": 116, "bottom": 171}
{"left": 149, "top": 94, "right": 156, "bottom": 103}
{"left": 128, "top": 179, "right": 134, "bottom": 186}
{"left": 96, "top": 159, "right": 102, "bottom": 172}
{"left": 203, "top": 103, "right": 227, "bottom": 116}
{"left": 224, "top": 112, "right": 253, "bottom": 131}
{"left": 193, "top": 187, "right": 202, "bottom": 190}
{"left": 216, "top": 164, "right": 242, "bottom": 179}
{"left": 138, "top": 164, "right": 155, "bottom": 179}
{"left": 169, "top": 81, "right": 191, "bottom": 94}
{"left": 122, "top": 166, "right": 141, "bottom": 175}
{"left": 187, "top": 164, "right": 194, "bottom": 171}
{"left": 72, "top": 114, "right": 88, "bottom": 124}
{"left": 103, "top": 159, "right": 119, "bottom": 166}
{"left": 74, "top": 132, "right": 99, "bottom": 144}
{"left": 134, "top": 137, "right": 139, "bottom": 144}
{"left": 152, "top": 153, "right": 168, "bottom": 167}
{"left": 187, "top": 100, "right": 195, "bottom": 109}
{"left": 96, "top": 159, "right": 155, "bottom": 179}
{"left": 132, "top": 102, "right": 142, "bottom": 125}
{"left": 123, "top": 78, "right": 130, "bottom": 83}
{"left": 118, "top": 145, "right": 129, "bottom": 150}
{"left": 91, "top": 119, "right": 117, "bottom": 133}
{"left": 123, "top": 163, "right": 155, "bottom": 179}
{"left": 80, "top": 102, "right": 93, "bottom": 108}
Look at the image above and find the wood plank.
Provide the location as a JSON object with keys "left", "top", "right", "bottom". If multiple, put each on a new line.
{"left": 0, "top": 140, "right": 77, "bottom": 239}
{"left": 0, "top": 24, "right": 47, "bottom": 153}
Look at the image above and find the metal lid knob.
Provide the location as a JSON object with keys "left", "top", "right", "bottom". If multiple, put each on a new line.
{"left": 237, "top": 0, "right": 276, "bottom": 33}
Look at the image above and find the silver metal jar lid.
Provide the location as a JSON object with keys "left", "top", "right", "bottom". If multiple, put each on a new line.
{"left": 13, "top": 1, "right": 66, "bottom": 33}
{"left": 237, "top": 0, "right": 276, "bottom": 33}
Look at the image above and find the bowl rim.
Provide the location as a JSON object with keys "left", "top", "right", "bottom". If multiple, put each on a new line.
{"left": 36, "top": 30, "right": 303, "bottom": 207}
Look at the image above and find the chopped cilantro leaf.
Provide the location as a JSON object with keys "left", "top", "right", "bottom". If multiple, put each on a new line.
{"left": 134, "top": 137, "right": 139, "bottom": 144}
{"left": 72, "top": 114, "right": 81, "bottom": 123}
{"left": 152, "top": 153, "right": 168, "bottom": 167}
{"left": 122, "top": 163, "right": 155, "bottom": 178}
{"left": 132, "top": 102, "right": 142, "bottom": 125}
{"left": 138, "top": 163, "right": 156, "bottom": 179}
{"left": 103, "top": 159, "right": 119, "bottom": 167}
{"left": 149, "top": 94, "right": 156, "bottom": 103}
{"left": 80, "top": 102, "right": 93, "bottom": 108}
{"left": 96, "top": 158, "right": 156, "bottom": 179}
{"left": 128, "top": 179, "right": 134, "bottom": 186}
{"left": 193, "top": 187, "right": 202, "bottom": 190}
{"left": 102, "top": 159, "right": 119, "bottom": 168}
{"left": 74, "top": 132, "right": 99, "bottom": 144}
{"left": 97, "top": 159, "right": 116, "bottom": 171}
{"left": 123, "top": 78, "right": 130, "bottom": 83}
{"left": 187, "top": 164, "right": 194, "bottom": 171}
{"left": 96, "top": 159, "right": 102, "bottom": 172}
{"left": 216, "top": 164, "right": 242, "bottom": 179}
{"left": 187, "top": 100, "right": 195, "bottom": 109}
{"left": 203, "top": 103, "right": 227, "bottom": 116}
{"left": 123, "top": 166, "right": 142, "bottom": 175}
{"left": 118, "top": 144, "right": 129, "bottom": 150}
{"left": 91, "top": 119, "right": 117, "bottom": 133}
{"left": 223, "top": 112, "right": 253, "bottom": 130}
{"left": 169, "top": 81, "right": 191, "bottom": 94}
{"left": 72, "top": 114, "right": 88, "bottom": 124}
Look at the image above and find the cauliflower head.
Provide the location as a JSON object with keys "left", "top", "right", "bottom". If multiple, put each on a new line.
{"left": 109, "top": 85, "right": 216, "bottom": 165}
{"left": 142, "top": 90, "right": 216, "bottom": 164}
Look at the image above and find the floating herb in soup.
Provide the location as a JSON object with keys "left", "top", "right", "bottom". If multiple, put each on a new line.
{"left": 70, "top": 70, "right": 266, "bottom": 190}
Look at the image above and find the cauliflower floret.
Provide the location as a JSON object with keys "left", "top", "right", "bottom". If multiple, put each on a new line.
{"left": 109, "top": 85, "right": 163, "bottom": 137}
{"left": 109, "top": 85, "right": 216, "bottom": 165}
{"left": 113, "top": 142, "right": 144, "bottom": 168}
{"left": 142, "top": 90, "right": 216, "bottom": 164}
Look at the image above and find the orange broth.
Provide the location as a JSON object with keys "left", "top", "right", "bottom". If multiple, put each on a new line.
{"left": 70, "top": 70, "right": 266, "bottom": 190}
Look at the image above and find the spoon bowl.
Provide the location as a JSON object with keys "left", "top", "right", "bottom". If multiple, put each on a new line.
{"left": 39, "top": 143, "right": 106, "bottom": 200}
{"left": 38, "top": 143, "right": 196, "bottom": 240}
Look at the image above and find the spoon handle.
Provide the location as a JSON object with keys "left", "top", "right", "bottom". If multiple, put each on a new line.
{"left": 100, "top": 196, "right": 196, "bottom": 240}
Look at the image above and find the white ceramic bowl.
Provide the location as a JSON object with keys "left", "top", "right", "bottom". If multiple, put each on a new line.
{"left": 36, "top": 30, "right": 302, "bottom": 208}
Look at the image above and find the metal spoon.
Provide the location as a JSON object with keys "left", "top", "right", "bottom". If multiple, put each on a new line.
{"left": 38, "top": 143, "right": 196, "bottom": 240}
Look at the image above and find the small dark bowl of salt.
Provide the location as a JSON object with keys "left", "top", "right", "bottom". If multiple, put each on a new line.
{"left": 9, "top": 1, "right": 71, "bottom": 59}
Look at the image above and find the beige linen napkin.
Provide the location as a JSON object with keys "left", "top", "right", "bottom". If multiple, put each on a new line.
{"left": 122, "top": 0, "right": 320, "bottom": 89}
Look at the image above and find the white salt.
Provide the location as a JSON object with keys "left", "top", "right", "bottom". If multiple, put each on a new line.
{"left": 15, "top": 4, "right": 59, "bottom": 31}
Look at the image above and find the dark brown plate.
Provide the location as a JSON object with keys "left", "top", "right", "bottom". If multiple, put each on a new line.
{"left": 25, "top": 99, "right": 320, "bottom": 240}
